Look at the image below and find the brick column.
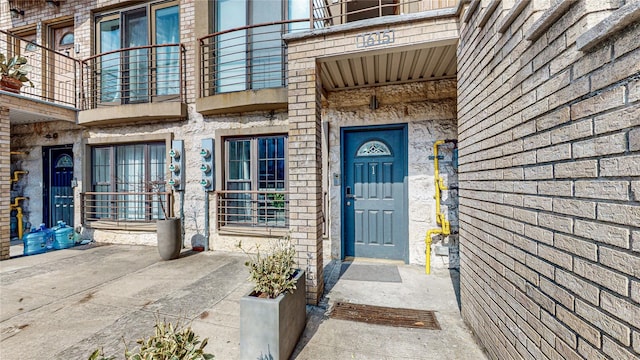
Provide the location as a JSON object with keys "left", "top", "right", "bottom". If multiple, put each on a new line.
{"left": 288, "top": 63, "right": 324, "bottom": 305}
{"left": 0, "top": 106, "right": 10, "bottom": 260}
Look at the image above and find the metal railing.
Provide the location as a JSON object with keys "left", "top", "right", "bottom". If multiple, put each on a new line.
{"left": 81, "top": 44, "right": 186, "bottom": 110}
{"left": 215, "top": 190, "right": 289, "bottom": 229}
{"left": 80, "top": 191, "right": 172, "bottom": 224}
{"left": 199, "top": 0, "right": 458, "bottom": 97}
{"left": 313, "top": 0, "right": 459, "bottom": 27}
{"left": 0, "top": 29, "right": 81, "bottom": 107}
{"left": 199, "top": 20, "right": 308, "bottom": 97}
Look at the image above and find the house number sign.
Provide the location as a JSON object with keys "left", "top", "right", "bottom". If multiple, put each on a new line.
{"left": 356, "top": 29, "right": 395, "bottom": 48}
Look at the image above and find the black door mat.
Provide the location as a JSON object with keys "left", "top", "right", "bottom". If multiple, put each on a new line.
{"left": 339, "top": 263, "right": 402, "bottom": 283}
{"left": 329, "top": 301, "right": 441, "bottom": 330}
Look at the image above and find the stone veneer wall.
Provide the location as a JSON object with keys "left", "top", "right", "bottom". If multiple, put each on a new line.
{"left": 458, "top": 1, "right": 640, "bottom": 359}
{"left": 0, "top": 106, "right": 9, "bottom": 259}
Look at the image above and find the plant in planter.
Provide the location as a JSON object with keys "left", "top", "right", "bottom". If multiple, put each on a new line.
{"left": 88, "top": 318, "right": 214, "bottom": 360}
{"left": 150, "top": 179, "right": 181, "bottom": 261}
{"left": 238, "top": 235, "right": 306, "bottom": 360}
{"left": 0, "top": 54, "right": 34, "bottom": 94}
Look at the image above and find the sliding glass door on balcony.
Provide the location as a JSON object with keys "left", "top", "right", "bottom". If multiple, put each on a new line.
{"left": 251, "top": 1, "right": 284, "bottom": 90}
{"left": 123, "top": 8, "right": 149, "bottom": 104}
{"left": 211, "top": 0, "right": 307, "bottom": 94}
{"left": 215, "top": 0, "right": 247, "bottom": 93}
{"left": 98, "top": 17, "right": 121, "bottom": 103}
{"left": 95, "top": 1, "right": 179, "bottom": 106}
{"left": 154, "top": 4, "right": 180, "bottom": 97}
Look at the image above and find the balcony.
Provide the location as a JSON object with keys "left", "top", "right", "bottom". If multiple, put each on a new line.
{"left": 80, "top": 191, "right": 172, "bottom": 231}
{"left": 0, "top": 29, "right": 78, "bottom": 124}
{"left": 78, "top": 44, "right": 187, "bottom": 126}
{"left": 314, "top": 0, "right": 459, "bottom": 27}
{"left": 215, "top": 190, "right": 289, "bottom": 236}
{"left": 197, "top": 20, "right": 309, "bottom": 115}
{"left": 198, "top": 0, "right": 459, "bottom": 112}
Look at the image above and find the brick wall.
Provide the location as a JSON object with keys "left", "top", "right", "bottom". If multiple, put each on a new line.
{"left": 458, "top": 1, "right": 640, "bottom": 359}
{"left": 0, "top": 106, "right": 9, "bottom": 260}
{"left": 287, "top": 64, "right": 325, "bottom": 305}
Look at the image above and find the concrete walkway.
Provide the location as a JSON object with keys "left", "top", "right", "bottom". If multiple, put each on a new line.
{"left": 0, "top": 244, "right": 486, "bottom": 359}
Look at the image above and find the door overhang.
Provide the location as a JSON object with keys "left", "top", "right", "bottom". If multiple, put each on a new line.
{"left": 1, "top": 93, "right": 77, "bottom": 124}
{"left": 318, "top": 38, "right": 457, "bottom": 92}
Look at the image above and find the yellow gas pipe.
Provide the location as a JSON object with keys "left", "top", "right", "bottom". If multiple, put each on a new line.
{"left": 11, "top": 170, "right": 28, "bottom": 183}
{"left": 425, "top": 140, "right": 452, "bottom": 274}
{"left": 10, "top": 197, "right": 28, "bottom": 240}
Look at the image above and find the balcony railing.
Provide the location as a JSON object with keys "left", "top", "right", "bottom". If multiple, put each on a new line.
{"left": 81, "top": 191, "right": 172, "bottom": 225}
{"left": 215, "top": 190, "right": 289, "bottom": 230}
{"left": 0, "top": 29, "right": 81, "bottom": 107}
{"left": 200, "top": 1, "right": 458, "bottom": 97}
{"left": 313, "top": 0, "right": 459, "bottom": 27}
{"left": 81, "top": 44, "right": 186, "bottom": 110}
{"left": 199, "top": 20, "right": 308, "bottom": 97}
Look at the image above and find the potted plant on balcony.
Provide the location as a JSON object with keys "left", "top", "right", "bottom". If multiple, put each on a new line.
{"left": 0, "top": 54, "right": 34, "bottom": 94}
{"left": 238, "top": 235, "right": 306, "bottom": 360}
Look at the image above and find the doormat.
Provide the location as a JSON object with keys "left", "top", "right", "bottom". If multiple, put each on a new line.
{"left": 339, "top": 263, "right": 401, "bottom": 283}
{"left": 329, "top": 302, "right": 441, "bottom": 330}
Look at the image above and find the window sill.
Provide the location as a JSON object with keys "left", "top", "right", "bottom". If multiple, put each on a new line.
{"left": 217, "top": 225, "right": 288, "bottom": 238}
{"left": 84, "top": 220, "right": 157, "bottom": 232}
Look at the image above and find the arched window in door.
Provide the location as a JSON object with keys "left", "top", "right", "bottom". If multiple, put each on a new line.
{"left": 356, "top": 140, "right": 392, "bottom": 157}
{"left": 55, "top": 154, "right": 73, "bottom": 168}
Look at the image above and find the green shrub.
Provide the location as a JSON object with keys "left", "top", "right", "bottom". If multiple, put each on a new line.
{"left": 239, "top": 235, "right": 297, "bottom": 299}
{"left": 89, "top": 319, "right": 214, "bottom": 360}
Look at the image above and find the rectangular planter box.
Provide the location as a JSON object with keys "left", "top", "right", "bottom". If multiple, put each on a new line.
{"left": 240, "top": 270, "right": 306, "bottom": 360}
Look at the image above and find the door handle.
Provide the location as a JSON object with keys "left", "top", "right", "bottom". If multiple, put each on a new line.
{"left": 346, "top": 186, "right": 355, "bottom": 199}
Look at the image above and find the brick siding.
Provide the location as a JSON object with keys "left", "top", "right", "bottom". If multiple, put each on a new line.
{"left": 458, "top": 1, "right": 640, "bottom": 359}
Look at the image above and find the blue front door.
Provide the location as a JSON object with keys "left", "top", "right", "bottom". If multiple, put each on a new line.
{"left": 342, "top": 125, "right": 408, "bottom": 261}
{"left": 43, "top": 146, "right": 74, "bottom": 227}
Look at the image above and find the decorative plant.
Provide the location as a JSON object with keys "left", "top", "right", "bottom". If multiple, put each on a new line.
{"left": 238, "top": 234, "right": 297, "bottom": 299}
{"left": 148, "top": 178, "right": 171, "bottom": 219}
{"left": 88, "top": 318, "right": 214, "bottom": 360}
{"left": 0, "top": 54, "right": 34, "bottom": 87}
{"left": 268, "top": 193, "right": 286, "bottom": 209}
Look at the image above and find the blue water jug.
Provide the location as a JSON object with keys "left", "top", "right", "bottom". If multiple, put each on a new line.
{"left": 38, "top": 223, "right": 55, "bottom": 250}
{"left": 53, "top": 221, "right": 75, "bottom": 250}
{"left": 23, "top": 228, "right": 47, "bottom": 255}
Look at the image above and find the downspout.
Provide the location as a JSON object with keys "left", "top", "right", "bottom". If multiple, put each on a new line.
{"left": 203, "top": 191, "right": 210, "bottom": 251}
{"left": 425, "top": 139, "right": 456, "bottom": 274}
{"left": 180, "top": 191, "right": 185, "bottom": 248}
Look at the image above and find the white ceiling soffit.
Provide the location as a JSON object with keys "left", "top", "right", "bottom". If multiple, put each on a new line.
{"left": 10, "top": 108, "right": 60, "bottom": 124}
{"left": 318, "top": 41, "right": 457, "bottom": 91}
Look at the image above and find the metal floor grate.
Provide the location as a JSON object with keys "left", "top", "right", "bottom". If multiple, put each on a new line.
{"left": 329, "top": 302, "right": 441, "bottom": 330}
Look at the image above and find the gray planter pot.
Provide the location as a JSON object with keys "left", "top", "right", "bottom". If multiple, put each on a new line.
{"left": 156, "top": 218, "right": 181, "bottom": 260}
{"left": 240, "top": 270, "right": 306, "bottom": 360}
